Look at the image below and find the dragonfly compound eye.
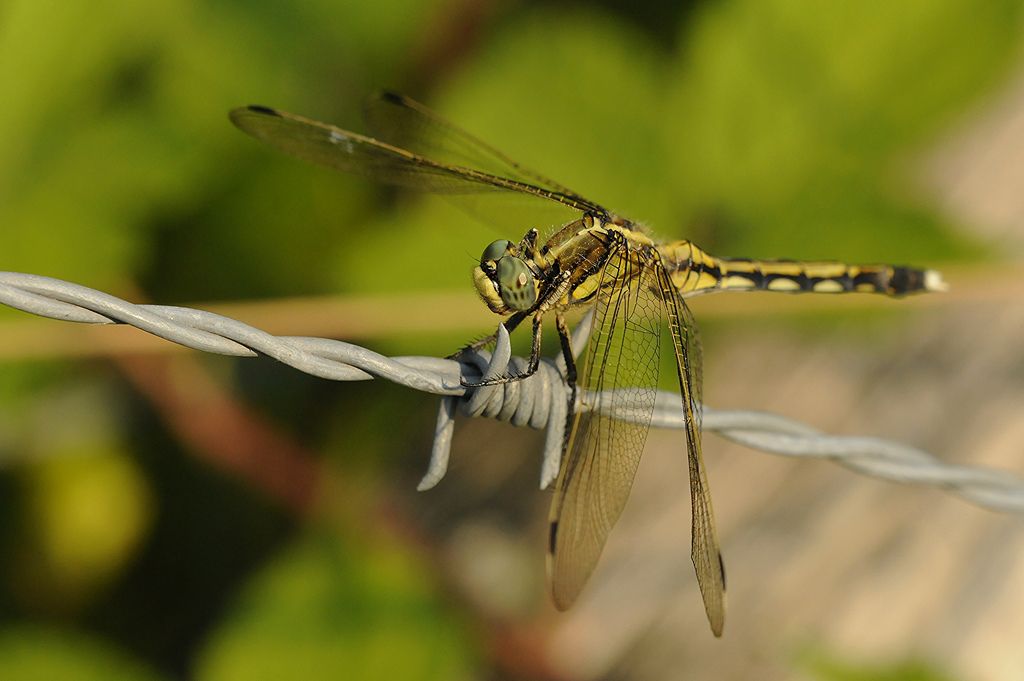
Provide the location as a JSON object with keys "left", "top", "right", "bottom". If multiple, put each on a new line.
{"left": 496, "top": 256, "right": 537, "bottom": 311}
{"left": 480, "top": 239, "right": 513, "bottom": 266}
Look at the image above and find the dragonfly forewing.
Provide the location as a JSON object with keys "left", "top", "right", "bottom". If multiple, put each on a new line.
{"left": 547, "top": 243, "right": 662, "bottom": 609}
{"left": 229, "top": 103, "right": 605, "bottom": 238}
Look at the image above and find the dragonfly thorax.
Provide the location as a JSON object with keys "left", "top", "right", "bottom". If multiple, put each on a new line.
{"left": 473, "top": 239, "right": 539, "bottom": 314}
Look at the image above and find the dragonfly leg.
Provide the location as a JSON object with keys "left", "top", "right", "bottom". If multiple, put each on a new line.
{"left": 520, "top": 228, "right": 539, "bottom": 252}
{"left": 468, "top": 270, "right": 573, "bottom": 386}
{"left": 519, "top": 228, "right": 551, "bottom": 274}
{"left": 554, "top": 312, "right": 577, "bottom": 455}
{"left": 457, "top": 270, "right": 571, "bottom": 385}
{"left": 448, "top": 311, "right": 529, "bottom": 359}
{"left": 554, "top": 313, "right": 576, "bottom": 385}
{"left": 460, "top": 311, "right": 544, "bottom": 387}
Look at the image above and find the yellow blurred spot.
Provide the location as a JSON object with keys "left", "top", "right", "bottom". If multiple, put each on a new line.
{"left": 16, "top": 447, "right": 152, "bottom": 613}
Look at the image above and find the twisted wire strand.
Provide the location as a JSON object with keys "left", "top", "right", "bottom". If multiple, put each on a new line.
{"left": 2, "top": 271, "right": 1021, "bottom": 514}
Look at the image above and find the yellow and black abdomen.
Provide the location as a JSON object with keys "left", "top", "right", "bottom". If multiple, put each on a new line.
{"left": 659, "top": 241, "right": 946, "bottom": 297}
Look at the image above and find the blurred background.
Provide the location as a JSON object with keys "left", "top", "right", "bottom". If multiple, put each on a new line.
{"left": 1, "top": 0, "right": 1023, "bottom": 679}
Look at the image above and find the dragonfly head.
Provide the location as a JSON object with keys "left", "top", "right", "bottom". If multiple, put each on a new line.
{"left": 473, "top": 239, "right": 538, "bottom": 314}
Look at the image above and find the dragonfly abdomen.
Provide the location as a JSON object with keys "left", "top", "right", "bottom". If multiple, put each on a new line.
{"left": 659, "top": 241, "right": 946, "bottom": 297}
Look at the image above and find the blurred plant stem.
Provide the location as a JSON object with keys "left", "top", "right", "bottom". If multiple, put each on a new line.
{"left": 0, "top": 261, "right": 1017, "bottom": 361}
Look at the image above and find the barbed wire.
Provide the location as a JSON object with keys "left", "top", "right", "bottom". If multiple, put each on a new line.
{"left": 2, "top": 271, "right": 1022, "bottom": 514}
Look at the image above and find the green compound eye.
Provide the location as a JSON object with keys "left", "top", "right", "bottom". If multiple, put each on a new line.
{"left": 496, "top": 256, "right": 537, "bottom": 311}
{"left": 481, "top": 239, "right": 512, "bottom": 265}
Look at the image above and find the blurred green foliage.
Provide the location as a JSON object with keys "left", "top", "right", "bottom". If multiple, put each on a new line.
{"left": 0, "top": 0, "right": 1020, "bottom": 678}
{"left": 195, "top": 531, "right": 476, "bottom": 681}
{"left": 0, "top": 626, "right": 167, "bottom": 681}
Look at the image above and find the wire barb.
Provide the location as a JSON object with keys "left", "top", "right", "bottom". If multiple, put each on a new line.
{"left": 2, "top": 271, "right": 1021, "bottom": 515}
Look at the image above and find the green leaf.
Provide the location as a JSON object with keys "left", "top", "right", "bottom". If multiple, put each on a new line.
{"left": 196, "top": 531, "right": 477, "bottom": 681}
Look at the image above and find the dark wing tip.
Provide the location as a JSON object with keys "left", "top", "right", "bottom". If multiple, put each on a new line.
{"left": 228, "top": 105, "right": 283, "bottom": 132}
{"left": 548, "top": 520, "right": 559, "bottom": 555}
{"left": 244, "top": 104, "right": 281, "bottom": 116}
{"left": 228, "top": 104, "right": 281, "bottom": 124}
{"left": 376, "top": 89, "right": 406, "bottom": 105}
{"left": 546, "top": 520, "right": 575, "bottom": 612}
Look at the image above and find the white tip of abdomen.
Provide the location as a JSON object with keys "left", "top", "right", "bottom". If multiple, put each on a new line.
{"left": 924, "top": 269, "right": 949, "bottom": 292}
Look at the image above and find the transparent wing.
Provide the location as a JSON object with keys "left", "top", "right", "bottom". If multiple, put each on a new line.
{"left": 656, "top": 265, "right": 726, "bottom": 637}
{"left": 363, "top": 91, "right": 596, "bottom": 204}
{"left": 547, "top": 244, "right": 662, "bottom": 609}
{"left": 229, "top": 104, "right": 607, "bottom": 237}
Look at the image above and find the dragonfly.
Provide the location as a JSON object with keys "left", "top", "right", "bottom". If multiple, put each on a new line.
{"left": 230, "top": 92, "right": 946, "bottom": 636}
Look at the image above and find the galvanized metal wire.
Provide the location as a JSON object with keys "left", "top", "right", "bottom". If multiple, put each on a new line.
{"left": 2, "top": 270, "right": 1022, "bottom": 514}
